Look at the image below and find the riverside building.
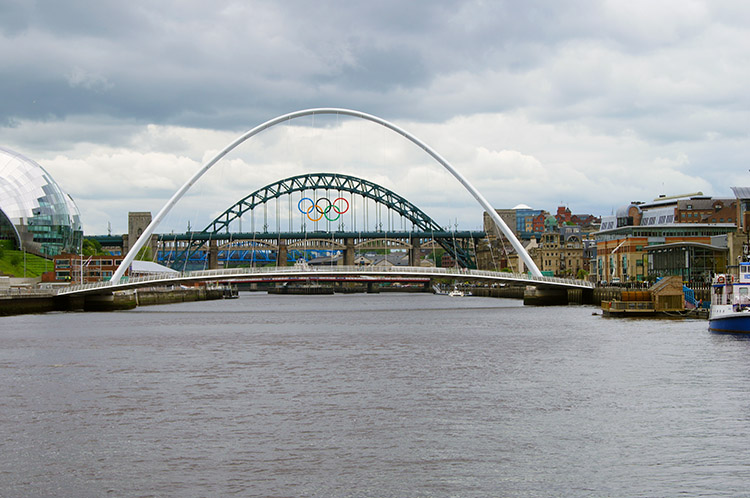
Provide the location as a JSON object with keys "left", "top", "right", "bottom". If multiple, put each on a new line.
{"left": 0, "top": 146, "right": 82, "bottom": 257}
{"left": 595, "top": 194, "right": 737, "bottom": 285}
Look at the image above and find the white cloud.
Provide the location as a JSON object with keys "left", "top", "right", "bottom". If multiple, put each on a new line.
{"left": 17, "top": 108, "right": 720, "bottom": 235}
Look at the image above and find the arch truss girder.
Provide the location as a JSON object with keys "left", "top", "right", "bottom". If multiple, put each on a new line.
{"left": 288, "top": 238, "right": 346, "bottom": 251}
{"left": 179, "top": 172, "right": 474, "bottom": 268}
{"left": 355, "top": 238, "right": 412, "bottom": 251}
{"left": 208, "top": 172, "right": 444, "bottom": 235}
{"left": 218, "top": 240, "right": 277, "bottom": 251}
{"left": 420, "top": 240, "right": 442, "bottom": 250}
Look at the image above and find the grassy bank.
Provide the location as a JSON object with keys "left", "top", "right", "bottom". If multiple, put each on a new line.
{"left": 0, "top": 241, "right": 51, "bottom": 277}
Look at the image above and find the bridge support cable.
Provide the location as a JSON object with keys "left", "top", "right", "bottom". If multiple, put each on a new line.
{"left": 112, "top": 108, "right": 540, "bottom": 283}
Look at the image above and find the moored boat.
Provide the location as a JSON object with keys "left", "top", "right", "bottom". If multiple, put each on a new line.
{"left": 448, "top": 286, "right": 465, "bottom": 297}
{"left": 709, "top": 264, "right": 750, "bottom": 333}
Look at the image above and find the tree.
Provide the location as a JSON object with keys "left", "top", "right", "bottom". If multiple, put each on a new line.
{"left": 82, "top": 238, "right": 105, "bottom": 256}
{"left": 135, "top": 245, "right": 153, "bottom": 261}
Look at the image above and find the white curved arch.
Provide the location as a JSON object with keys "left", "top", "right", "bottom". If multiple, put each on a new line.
{"left": 111, "top": 108, "right": 541, "bottom": 283}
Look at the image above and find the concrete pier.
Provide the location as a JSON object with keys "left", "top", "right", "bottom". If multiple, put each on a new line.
{"left": 523, "top": 285, "right": 569, "bottom": 306}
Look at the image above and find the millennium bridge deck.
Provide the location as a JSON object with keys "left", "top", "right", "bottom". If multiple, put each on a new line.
{"left": 56, "top": 265, "right": 594, "bottom": 297}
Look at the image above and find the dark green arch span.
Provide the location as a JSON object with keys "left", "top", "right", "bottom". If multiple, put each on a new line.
{"left": 177, "top": 172, "right": 473, "bottom": 267}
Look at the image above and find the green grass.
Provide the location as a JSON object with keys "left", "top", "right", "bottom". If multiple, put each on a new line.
{"left": 0, "top": 248, "right": 53, "bottom": 278}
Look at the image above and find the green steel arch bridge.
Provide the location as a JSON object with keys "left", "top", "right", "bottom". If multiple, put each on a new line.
{"left": 100, "top": 172, "right": 487, "bottom": 269}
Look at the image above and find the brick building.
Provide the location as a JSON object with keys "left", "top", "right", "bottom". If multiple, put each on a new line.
{"left": 49, "top": 253, "right": 126, "bottom": 283}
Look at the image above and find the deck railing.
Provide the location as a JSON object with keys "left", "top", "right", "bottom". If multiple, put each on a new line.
{"left": 57, "top": 265, "right": 594, "bottom": 296}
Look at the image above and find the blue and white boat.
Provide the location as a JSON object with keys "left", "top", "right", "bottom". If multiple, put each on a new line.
{"left": 709, "top": 263, "right": 750, "bottom": 333}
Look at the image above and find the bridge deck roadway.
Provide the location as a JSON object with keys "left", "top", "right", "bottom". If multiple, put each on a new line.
{"left": 56, "top": 266, "right": 594, "bottom": 297}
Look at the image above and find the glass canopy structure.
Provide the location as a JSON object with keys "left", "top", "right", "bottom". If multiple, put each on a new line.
{"left": 0, "top": 146, "right": 82, "bottom": 257}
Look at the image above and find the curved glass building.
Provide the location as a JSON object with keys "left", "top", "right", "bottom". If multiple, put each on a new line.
{"left": 0, "top": 146, "right": 82, "bottom": 257}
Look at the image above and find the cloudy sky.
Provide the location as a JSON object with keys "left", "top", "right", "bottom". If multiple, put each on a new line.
{"left": 2, "top": 0, "right": 749, "bottom": 234}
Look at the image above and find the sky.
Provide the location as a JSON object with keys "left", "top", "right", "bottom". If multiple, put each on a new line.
{"left": 2, "top": 0, "right": 749, "bottom": 234}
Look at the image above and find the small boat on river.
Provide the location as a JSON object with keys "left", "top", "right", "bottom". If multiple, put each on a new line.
{"left": 448, "top": 287, "right": 465, "bottom": 297}
{"left": 709, "top": 264, "right": 750, "bottom": 333}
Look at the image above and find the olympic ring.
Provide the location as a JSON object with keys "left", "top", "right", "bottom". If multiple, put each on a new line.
{"left": 298, "top": 196, "right": 349, "bottom": 222}
{"left": 314, "top": 197, "right": 332, "bottom": 216}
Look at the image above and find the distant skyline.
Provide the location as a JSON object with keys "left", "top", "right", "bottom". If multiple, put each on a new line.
{"left": 2, "top": 1, "right": 749, "bottom": 234}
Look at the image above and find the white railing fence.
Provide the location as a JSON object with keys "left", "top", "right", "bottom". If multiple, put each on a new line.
{"left": 57, "top": 265, "right": 593, "bottom": 296}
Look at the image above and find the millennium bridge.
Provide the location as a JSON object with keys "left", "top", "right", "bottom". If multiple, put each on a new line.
{"left": 62, "top": 108, "right": 593, "bottom": 307}
{"left": 56, "top": 265, "right": 594, "bottom": 304}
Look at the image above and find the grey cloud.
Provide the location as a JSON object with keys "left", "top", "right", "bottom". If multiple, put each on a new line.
{"left": 0, "top": 0, "right": 149, "bottom": 38}
{"left": 1, "top": 1, "right": 591, "bottom": 127}
{"left": 1, "top": 0, "right": 748, "bottom": 150}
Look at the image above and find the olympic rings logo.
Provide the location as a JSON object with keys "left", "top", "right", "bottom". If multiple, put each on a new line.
{"left": 298, "top": 197, "right": 350, "bottom": 222}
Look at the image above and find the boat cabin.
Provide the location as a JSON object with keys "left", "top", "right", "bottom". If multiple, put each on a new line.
{"left": 711, "top": 263, "right": 750, "bottom": 311}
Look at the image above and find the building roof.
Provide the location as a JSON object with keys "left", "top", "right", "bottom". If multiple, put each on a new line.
{"left": 130, "top": 260, "right": 179, "bottom": 273}
{"left": 731, "top": 187, "right": 750, "bottom": 199}
{"left": 0, "top": 146, "right": 82, "bottom": 254}
{"left": 676, "top": 198, "right": 732, "bottom": 210}
{"left": 644, "top": 241, "right": 728, "bottom": 252}
{"left": 0, "top": 147, "right": 80, "bottom": 228}
{"left": 596, "top": 222, "right": 736, "bottom": 235}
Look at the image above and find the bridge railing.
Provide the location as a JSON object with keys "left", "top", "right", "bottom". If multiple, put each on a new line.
{"left": 57, "top": 265, "right": 593, "bottom": 295}
{"left": 1, "top": 288, "right": 58, "bottom": 297}
{"left": 59, "top": 272, "right": 186, "bottom": 294}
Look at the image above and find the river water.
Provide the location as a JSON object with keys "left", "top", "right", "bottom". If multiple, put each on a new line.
{"left": 1, "top": 293, "right": 749, "bottom": 497}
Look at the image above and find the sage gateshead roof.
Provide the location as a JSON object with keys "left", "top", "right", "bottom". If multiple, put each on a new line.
{"left": 0, "top": 146, "right": 82, "bottom": 257}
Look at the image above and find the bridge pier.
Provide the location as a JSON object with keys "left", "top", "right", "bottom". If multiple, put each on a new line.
{"left": 523, "top": 285, "right": 569, "bottom": 306}
{"left": 409, "top": 236, "right": 420, "bottom": 266}
{"left": 208, "top": 239, "right": 219, "bottom": 270}
{"left": 277, "top": 239, "right": 288, "bottom": 266}
{"left": 83, "top": 292, "right": 137, "bottom": 311}
{"left": 581, "top": 288, "right": 595, "bottom": 305}
{"left": 343, "top": 238, "right": 355, "bottom": 266}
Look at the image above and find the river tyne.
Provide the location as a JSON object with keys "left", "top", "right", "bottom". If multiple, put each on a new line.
{"left": 1, "top": 292, "right": 749, "bottom": 497}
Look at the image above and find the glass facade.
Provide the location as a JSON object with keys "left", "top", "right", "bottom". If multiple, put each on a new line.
{"left": 0, "top": 146, "right": 82, "bottom": 256}
{"left": 647, "top": 243, "right": 726, "bottom": 284}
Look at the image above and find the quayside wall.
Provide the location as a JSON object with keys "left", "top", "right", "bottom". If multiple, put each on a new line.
{"left": 0, "top": 294, "right": 61, "bottom": 316}
{"left": 0, "top": 285, "right": 232, "bottom": 316}
{"left": 469, "top": 286, "right": 526, "bottom": 300}
{"left": 471, "top": 286, "right": 596, "bottom": 305}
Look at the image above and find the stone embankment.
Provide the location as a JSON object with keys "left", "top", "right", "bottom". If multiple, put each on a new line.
{"left": 0, "top": 284, "right": 235, "bottom": 316}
